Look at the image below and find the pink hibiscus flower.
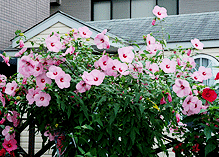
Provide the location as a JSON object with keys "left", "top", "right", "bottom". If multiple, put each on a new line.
{"left": 191, "top": 38, "right": 204, "bottom": 50}
{"left": 6, "top": 111, "right": 20, "bottom": 127}
{"left": 32, "top": 62, "right": 44, "bottom": 77}
{"left": 152, "top": 5, "right": 168, "bottom": 19}
{"left": 82, "top": 69, "right": 105, "bottom": 86}
{"left": 116, "top": 62, "right": 129, "bottom": 76}
{"left": 173, "top": 79, "right": 191, "bottom": 98}
{"left": 34, "top": 91, "right": 51, "bottom": 107}
{"left": 95, "top": 55, "right": 113, "bottom": 71}
{"left": 45, "top": 34, "right": 62, "bottom": 52}
{"left": 190, "top": 71, "right": 203, "bottom": 82}
{"left": 2, "top": 139, "right": 17, "bottom": 153}
{"left": 78, "top": 26, "right": 92, "bottom": 38}
{"left": 146, "top": 34, "right": 156, "bottom": 45}
{"left": 55, "top": 71, "right": 71, "bottom": 89}
{"left": 76, "top": 80, "right": 91, "bottom": 93}
{"left": 5, "top": 81, "right": 17, "bottom": 96}
{"left": 160, "top": 58, "right": 176, "bottom": 73}
{"left": 105, "top": 59, "right": 120, "bottom": 77}
{"left": 118, "top": 46, "right": 134, "bottom": 63}
{"left": 26, "top": 88, "right": 41, "bottom": 105}
{"left": 19, "top": 56, "right": 36, "bottom": 77}
{"left": 146, "top": 42, "right": 163, "bottom": 56}
{"left": 198, "top": 66, "right": 212, "bottom": 80}
{"left": 2, "top": 126, "right": 15, "bottom": 141}
{"left": 94, "top": 29, "right": 110, "bottom": 49}
{"left": 36, "top": 73, "right": 52, "bottom": 90}
{"left": 46, "top": 65, "right": 63, "bottom": 79}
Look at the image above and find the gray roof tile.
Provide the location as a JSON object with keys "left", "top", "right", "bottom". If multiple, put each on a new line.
{"left": 87, "top": 12, "right": 219, "bottom": 44}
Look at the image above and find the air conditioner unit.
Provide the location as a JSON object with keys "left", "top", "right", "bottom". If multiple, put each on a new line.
{"left": 50, "top": 0, "right": 61, "bottom": 6}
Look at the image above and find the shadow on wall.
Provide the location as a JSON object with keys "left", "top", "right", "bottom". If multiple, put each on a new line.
{"left": 0, "top": 51, "right": 17, "bottom": 78}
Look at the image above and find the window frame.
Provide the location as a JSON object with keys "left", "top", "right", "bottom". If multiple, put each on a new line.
{"left": 91, "top": 0, "right": 179, "bottom": 21}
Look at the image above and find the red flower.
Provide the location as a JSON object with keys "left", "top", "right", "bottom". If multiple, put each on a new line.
{"left": 215, "top": 72, "right": 219, "bottom": 80}
{"left": 0, "top": 148, "right": 6, "bottom": 156}
{"left": 202, "top": 88, "right": 217, "bottom": 102}
{"left": 192, "top": 143, "right": 200, "bottom": 152}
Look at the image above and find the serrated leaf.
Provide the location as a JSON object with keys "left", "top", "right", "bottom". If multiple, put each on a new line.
{"left": 205, "top": 143, "right": 216, "bottom": 156}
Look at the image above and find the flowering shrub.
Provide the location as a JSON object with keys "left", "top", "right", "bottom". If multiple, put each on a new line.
{"left": 0, "top": 5, "right": 218, "bottom": 157}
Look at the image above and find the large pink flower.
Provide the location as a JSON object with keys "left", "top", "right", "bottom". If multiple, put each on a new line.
{"left": 46, "top": 65, "right": 63, "bottom": 79}
{"left": 0, "top": 74, "right": 7, "bottom": 88}
{"left": 2, "top": 126, "right": 15, "bottom": 141}
{"left": 44, "top": 130, "right": 55, "bottom": 141}
{"left": 55, "top": 71, "right": 71, "bottom": 89}
{"left": 6, "top": 111, "right": 20, "bottom": 127}
{"left": 160, "top": 58, "right": 176, "bottom": 73}
{"left": 198, "top": 66, "right": 212, "bottom": 80}
{"left": 5, "top": 81, "right": 17, "bottom": 96}
{"left": 36, "top": 73, "right": 52, "bottom": 89}
{"left": 33, "top": 61, "right": 44, "bottom": 77}
{"left": 182, "top": 96, "right": 202, "bottom": 116}
{"left": 173, "top": 79, "right": 191, "bottom": 97}
{"left": 19, "top": 56, "right": 36, "bottom": 77}
{"left": 78, "top": 26, "right": 92, "bottom": 38}
{"left": 2, "top": 139, "right": 17, "bottom": 153}
{"left": 82, "top": 69, "right": 105, "bottom": 86}
{"left": 34, "top": 91, "right": 51, "bottom": 107}
{"left": 152, "top": 5, "right": 168, "bottom": 19}
{"left": 116, "top": 62, "right": 129, "bottom": 76}
{"left": 94, "top": 29, "right": 110, "bottom": 49}
{"left": 191, "top": 71, "right": 203, "bottom": 82}
{"left": 118, "top": 46, "right": 134, "bottom": 63}
{"left": 146, "top": 42, "right": 163, "bottom": 56}
{"left": 191, "top": 38, "right": 204, "bottom": 50}
{"left": 76, "top": 80, "right": 91, "bottom": 93}
{"left": 95, "top": 55, "right": 113, "bottom": 71}
{"left": 26, "top": 88, "right": 41, "bottom": 105}
{"left": 105, "top": 59, "right": 120, "bottom": 77}
{"left": 45, "top": 34, "right": 62, "bottom": 52}
{"left": 146, "top": 34, "right": 156, "bottom": 45}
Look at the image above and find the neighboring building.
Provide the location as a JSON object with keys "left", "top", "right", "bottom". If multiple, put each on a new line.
{"left": 50, "top": 0, "right": 219, "bottom": 21}
{"left": 0, "top": 0, "right": 50, "bottom": 50}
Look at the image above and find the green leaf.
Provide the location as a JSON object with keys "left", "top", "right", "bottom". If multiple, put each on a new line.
{"left": 130, "top": 128, "right": 136, "bottom": 145}
{"left": 204, "top": 126, "right": 212, "bottom": 141}
{"left": 82, "top": 124, "right": 94, "bottom": 130}
{"left": 96, "top": 118, "right": 103, "bottom": 127}
{"left": 114, "top": 103, "right": 120, "bottom": 116}
{"left": 85, "top": 152, "right": 93, "bottom": 157}
{"left": 205, "top": 143, "right": 216, "bottom": 156}
{"left": 78, "top": 146, "right": 85, "bottom": 154}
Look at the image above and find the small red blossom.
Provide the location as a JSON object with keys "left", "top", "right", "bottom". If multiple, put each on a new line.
{"left": 192, "top": 143, "right": 200, "bottom": 152}
{"left": 202, "top": 88, "right": 217, "bottom": 102}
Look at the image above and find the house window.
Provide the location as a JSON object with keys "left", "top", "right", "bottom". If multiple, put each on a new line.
{"left": 92, "top": 0, "right": 178, "bottom": 21}
{"left": 193, "top": 54, "right": 219, "bottom": 87}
